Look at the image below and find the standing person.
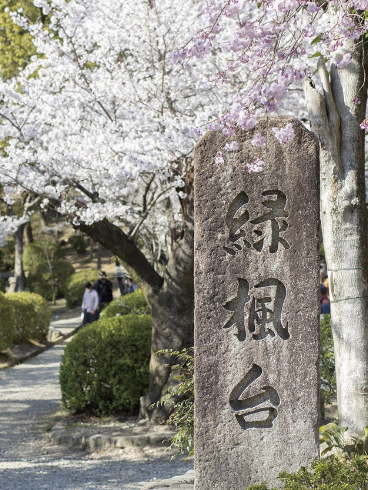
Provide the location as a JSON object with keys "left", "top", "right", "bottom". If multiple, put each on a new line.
{"left": 320, "top": 283, "right": 330, "bottom": 315}
{"left": 82, "top": 282, "right": 100, "bottom": 325}
{"left": 94, "top": 271, "right": 113, "bottom": 311}
{"left": 124, "top": 277, "right": 136, "bottom": 295}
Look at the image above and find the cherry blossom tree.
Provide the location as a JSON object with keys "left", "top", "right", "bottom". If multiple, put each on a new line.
{"left": 0, "top": 0, "right": 234, "bottom": 420}
{"left": 181, "top": 0, "right": 368, "bottom": 437}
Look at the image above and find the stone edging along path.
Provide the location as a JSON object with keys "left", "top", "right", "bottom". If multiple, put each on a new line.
{"left": 47, "top": 423, "right": 176, "bottom": 452}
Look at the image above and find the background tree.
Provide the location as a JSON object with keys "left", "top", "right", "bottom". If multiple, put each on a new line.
{"left": 0, "top": 0, "right": 234, "bottom": 420}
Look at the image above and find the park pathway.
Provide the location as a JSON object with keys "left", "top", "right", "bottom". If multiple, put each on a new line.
{"left": 0, "top": 315, "right": 192, "bottom": 490}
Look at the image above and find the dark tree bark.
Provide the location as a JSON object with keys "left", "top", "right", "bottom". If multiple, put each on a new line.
{"left": 78, "top": 189, "right": 194, "bottom": 422}
{"left": 14, "top": 223, "right": 26, "bottom": 292}
{"left": 25, "top": 221, "right": 34, "bottom": 244}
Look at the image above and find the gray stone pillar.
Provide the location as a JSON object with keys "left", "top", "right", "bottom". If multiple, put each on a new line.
{"left": 194, "top": 117, "right": 320, "bottom": 489}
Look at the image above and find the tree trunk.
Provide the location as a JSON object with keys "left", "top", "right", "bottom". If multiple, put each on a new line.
{"left": 303, "top": 34, "right": 368, "bottom": 437}
{"left": 97, "top": 243, "right": 102, "bottom": 270}
{"left": 14, "top": 223, "right": 26, "bottom": 292}
{"left": 140, "top": 195, "right": 194, "bottom": 422}
{"left": 89, "top": 238, "right": 94, "bottom": 262}
{"left": 25, "top": 221, "right": 34, "bottom": 244}
{"left": 78, "top": 192, "right": 194, "bottom": 422}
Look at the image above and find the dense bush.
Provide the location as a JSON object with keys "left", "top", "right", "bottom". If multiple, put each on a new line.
{"left": 25, "top": 292, "right": 51, "bottom": 341}
{"left": 0, "top": 239, "right": 15, "bottom": 272}
{"left": 65, "top": 270, "right": 99, "bottom": 307}
{"left": 67, "top": 235, "right": 87, "bottom": 254}
{"left": 102, "top": 289, "right": 149, "bottom": 318}
{"left": 60, "top": 315, "right": 152, "bottom": 416}
{"left": 28, "top": 260, "right": 75, "bottom": 300}
{"left": 320, "top": 314, "right": 336, "bottom": 412}
{"left": 0, "top": 292, "right": 14, "bottom": 351}
{"left": 23, "top": 241, "right": 63, "bottom": 271}
{"left": 246, "top": 456, "right": 368, "bottom": 490}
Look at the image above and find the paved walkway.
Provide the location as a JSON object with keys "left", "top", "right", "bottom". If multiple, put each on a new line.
{"left": 0, "top": 316, "right": 192, "bottom": 489}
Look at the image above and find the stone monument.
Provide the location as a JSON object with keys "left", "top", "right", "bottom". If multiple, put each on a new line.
{"left": 194, "top": 117, "right": 320, "bottom": 489}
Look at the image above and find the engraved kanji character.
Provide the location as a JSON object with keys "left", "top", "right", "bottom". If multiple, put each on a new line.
{"left": 250, "top": 190, "right": 290, "bottom": 253}
{"left": 223, "top": 277, "right": 289, "bottom": 341}
{"left": 223, "top": 191, "right": 251, "bottom": 256}
{"left": 229, "top": 364, "right": 280, "bottom": 430}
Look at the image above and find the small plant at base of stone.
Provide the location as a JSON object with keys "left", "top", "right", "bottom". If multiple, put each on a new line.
{"left": 246, "top": 456, "right": 368, "bottom": 489}
{"left": 155, "top": 348, "right": 194, "bottom": 458}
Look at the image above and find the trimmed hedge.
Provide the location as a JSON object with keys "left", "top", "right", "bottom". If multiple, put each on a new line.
{"left": 68, "top": 235, "right": 87, "bottom": 254}
{"left": 23, "top": 241, "right": 63, "bottom": 271}
{"left": 65, "top": 270, "right": 99, "bottom": 308}
{"left": 24, "top": 292, "right": 51, "bottom": 341}
{"left": 102, "top": 289, "right": 149, "bottom": 318}
{"left": 0, "top": 292, "right": 14, "bottom": 351}
{"left": 6, "top": 292, "right": 51, "bottom": 343}
{"left": 28, "top": 260, "right": 75, "bottom": 300}
{"left": 60, "top": 315, "right": 152, "bottom": 416}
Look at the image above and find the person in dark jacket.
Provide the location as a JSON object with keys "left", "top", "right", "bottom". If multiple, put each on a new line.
{"left": 94, "top": 271, "right": 113, "bottom": 311}
{"left": 320, "top": 283, "right": 330, "bottom": 314}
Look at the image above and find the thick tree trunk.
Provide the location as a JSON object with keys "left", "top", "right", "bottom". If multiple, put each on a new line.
{"left": 140, "top": 195, "right": 194, "bottom": 422}
{"left": 304, "top": 35, "right": 368, "bottom": 437}
{"left": 78, "top": 192, "right": 194, "bottom": 421}
{"left": 14, "top": 223, "right": 26, "bottom": 292}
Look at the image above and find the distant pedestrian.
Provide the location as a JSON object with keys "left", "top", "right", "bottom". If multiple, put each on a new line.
{"left": 94, "top": 271, "right": 113, "bottom": 311}
{"left": 82, "top": 282, "right": 100, "bottom": 324}
{"left": 320, "top": 283, "right": 330, "bottom": 314}
{"left": 124, "top": 277, "right": 136, "bottom": 295}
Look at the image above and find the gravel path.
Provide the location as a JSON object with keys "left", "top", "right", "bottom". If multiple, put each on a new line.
{"left": 0, "top": 317, "right": 192, "bottom": 489}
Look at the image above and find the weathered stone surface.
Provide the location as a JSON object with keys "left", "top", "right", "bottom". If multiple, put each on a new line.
{"left": 194, "top": 117, "right": 320, "bottom": 489}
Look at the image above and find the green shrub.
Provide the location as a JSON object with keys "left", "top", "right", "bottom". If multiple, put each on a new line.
{"left": 0, "top": 239, "right": 15, "bottom": 272}
{"left": 67, "top": 235, "right": 87, "bottom": 254}
{"left": 0, "top": 277, "right": 6, "bottom": 293}
{"left": 0, "top": 292, "right": 14, "bottom": 351}
{"left": 28, "top": 260, "right": 75, "bottom": 300}
{"left": 102, "top": 289, "right": 149, "bottom": 318}
{"left": 65, "top": 270, "right": 99, "bottom": 308}
{"left": 246, "top": 456, "right": 368, "bottom": 490}
{"left": 60, "top": 315, "right": 152, "bottom": 416}
{"left": 23, "top": 241, "right": 63, "bottom": 271}
{"left": 24, "top": 292, "right": 51, "bottom": 341}
{"left": 320, "top": 314, "right": 336, "bottom": 414}
{"left": 6, "top": 292, "right": 37, "bottom": 343}
{"left": 157, "top": 348, "right": 194, "bottom": 458}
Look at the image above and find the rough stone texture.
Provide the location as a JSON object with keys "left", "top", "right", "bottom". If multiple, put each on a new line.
{"left": 194, "top": 117, "right": 320, "bottom": 489}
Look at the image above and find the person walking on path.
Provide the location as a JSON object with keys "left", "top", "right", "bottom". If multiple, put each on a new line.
{"left": 82, "top": 281, "right": 100, "bottom": 324}
{"left": 94, "top": 271, "right": 113, "bottom": 311}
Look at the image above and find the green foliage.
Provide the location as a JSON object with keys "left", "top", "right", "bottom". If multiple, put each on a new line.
{"left": 246, "top": 456, "right": 368, "bottom": 490}
{"left": 102, "top": 289, "right": 149, "bottom": 318}
{"left": 320, "top": 423, "right": 368, "bottom": 458}
{"left": 67, "top": 235, "right": 87, "bottom": 254}
{"left": 65, "top": 270, "right": 99, "bottom": 307}
{"left": 0, "top": 0, "right": 41, "bottom": 80}
{"left": 6, "top": 292, "right": 50, "bottom": 343}
{"left": 24, "top": 292, "right": 51, "bottom": 341}
{"left": 28, "top": 259, "right": 75, "bottom": 300}
{"left": 60, "top": 315, "right": 152, "bottom": 416}
{"left": 0, "top": 292, "right": 14, "bottom": 351}
{"left": 157, "top": 348, "right": 194, "bottom": 458}
{"left": 23, "top": 241, "right": 63, "bottom": 271}
{"left": 0, "top": 239, "right": 15, "bottom": 271}
{"left": 320, "top": 314, "right": 336, "bottom": 407}
{"left": 0, "top": 277, "right": 6, "bottom": 293}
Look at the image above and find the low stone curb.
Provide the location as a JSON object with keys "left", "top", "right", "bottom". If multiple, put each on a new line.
{"left": 47, "top": 429, "right": 176, "bottom": 452}
{"left": 143, "top": 470, "right": 195, "bottom": 489}
{"left": 0, "top": 323, "right": 82, "bottom": 370}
